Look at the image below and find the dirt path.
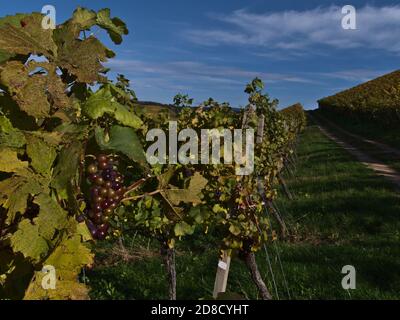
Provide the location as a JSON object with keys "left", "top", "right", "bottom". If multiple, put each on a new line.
{"left": 315, "top": 123, "right": 400, "bottom": 189}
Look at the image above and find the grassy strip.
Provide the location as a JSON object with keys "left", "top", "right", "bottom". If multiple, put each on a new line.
{"left": 86, "top": 125, "right": 400, "bottom": 300}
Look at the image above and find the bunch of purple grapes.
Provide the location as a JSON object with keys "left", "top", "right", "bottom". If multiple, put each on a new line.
{"left": 85, "top": 154, "right": 126, "bottom": 240}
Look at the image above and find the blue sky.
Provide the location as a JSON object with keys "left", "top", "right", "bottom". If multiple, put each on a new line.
{"left": 1, "top": 1, "right": 400, "bottom": 109}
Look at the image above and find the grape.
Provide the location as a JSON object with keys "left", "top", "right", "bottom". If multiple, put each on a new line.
{"left": 105, "top": 181, "right": 112, "bottom": 188}
{"left": 108, "top": 189, "right": 116, "bottom": 197}
{"left": 86, "top": 220, "right": 97, "bottom": 236}
{"left": 115, "top": 175, "right": 124, "bottom": 183}
{"left": 100, "top": 187, "right": 108, "bottom": 197}
{"left": 93, "top": 204, "right": 102, "bottom": 212}
{"left": 103, "top": 174, "right": 112, "bottom": 181}
{"left": 95, "top": 177, "right": 104, "bottom": 185}
{"left": 101, "top": 199, "right": 110, "bottom": 209}
{"left": 98, "top": 223, "right": 109, "bottom": 232}
{"left": 97, "top": 154, "right": 107, "bottom": 163}
{"left": 98, "top": 161, "right": 108, "bottom": 170}
{"left": 93, "top": 212, "right": 103, "bottom": 224}
{"left": 93, "top": 196, "right": 103, "bottom": 204}
{"left": 104, "top": 208, "right": 113, "bottom": 215}
{"left": 109, "top": 203, "right": 117, "bottom": 210}
{"left": 89, "top": 173, "right": 99, "bottom": 183}
{"left": 102, "top": 169, "right": 113, "bottom": 181}
{"left": 112, "top": 181, "right": 122, "bottom": 191}
{"left": 87, "top": 164, "right": 97, "bottom": 174}
{"left": 96, "top": 230, "right": 107, "bottom": 240}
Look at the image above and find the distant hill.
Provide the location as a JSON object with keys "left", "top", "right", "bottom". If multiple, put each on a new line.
{"left": 134, "top": 101, "right": 243, "bottom": 117}
{"left": 134, "top": 101, "right": 178, "bottom": 119}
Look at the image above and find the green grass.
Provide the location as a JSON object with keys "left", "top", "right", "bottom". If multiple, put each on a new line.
{"left": 86, "top": 124, "right": 400, "bottom": 300}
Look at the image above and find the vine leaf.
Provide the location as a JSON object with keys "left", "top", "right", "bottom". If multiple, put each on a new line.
{"left": 95, "top": 125, "right": 147, "bottom": 166}
{"left": 157, "top": 166, "right": 175, "bottom": 189}
{"left": 10, "top": 219, "right": 49, "bottom": 263}
{"left": 96, "top": 8, "right": 128, "bottom": 45}
{"left": 0, "top": 115, "right": 26, "bottom": 148}
{"left": 0, "top": 13, "right": 57, "bottom": 58}
{"left": 51, "top": 126, "right": 86, "bottom": 199}
{"left": 56, "top": 36, "right": 113, "bottom": 84}
{"left": 83, "top": 85, "right": 143, "bottom": 128}
{"left": 26, "top": 135, "right": 57, "bottom": 175}
{"left": 71, "top": 7, "right": 97, "bottom": 29}
{"left": 174, "top": 221, "right": 195, "bottom": 237}
{"left": 33, "top": 193, "right": 68, "bottom": 240}
{"left": 24, "top": 234, "right": 94, "bottom": 300}
{"left": 0, "top": 49, "right": 14, "bottom": 65}
{"left": 0, "top": 174, "right": 43, "bottom": 225}
{"left": 0, "top": 148, "right": 28, "bottom": 172}
{"left": 162, "top": 172, "right": 208, "bottom": 206}
{"left": 0, "top": 61, "right": 51, "bottom": 118}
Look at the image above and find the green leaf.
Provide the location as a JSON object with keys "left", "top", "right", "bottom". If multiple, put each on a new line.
{"left": 229, "top": 223, "right": 241, "bottom": 236}
{"left": 0, "top": 49, "right": 14, "bottom": 65}
{"left": 162, "top": 172, "right": 208, "bottom": 206}
{"left": 71, "top": 7, "right": 97, "bottom": 29}
{"left": 76, "top": 221, "right": 93, "bottom": 242}
{"left": 51, "top": 142, "right": 83, "bottom": 198}
{"left": 0, "top": 93, "right": 37, "bottom": 131}
{"left": 0, "top": 115, "right": 26, "bottom": 148}
{"left": 5, "top": 180, "right": 43, "bottom": 225}
{"left": 174, "top": 221, "right": 195, "bottom": 237}
{"left": 83, "top": 86, "right": 143, "bottom": 128}
{"left": 96, "top": 8, "right": 128, "bottom": 45}
{"left": 0, "top": 148, "right": 28, "bottom": 172}
{"left": 10, "top": 219, "right": 49, "bottom": 263}
{"left": 0, "top": 61, "right": 51, "bottom": 118}
{"left": 24, "top": 234, "right": 94, "bottom": 300}
{"left": 33, "top": 193, "right": 68, "bottom": 240}
{"left": 56, "top": 36, "right": 113, "bottom": 84}
{"left": 95, "top": 125, "right": 147, "bottom": 166}
{"left": 157, "top": 166, "right": 176, "bottom": 189}
{"left": 189, "top": 206, "right": 209, "bottom": 224}
{"left": 212, "top": 204, "right": 228, "bottom": 214}
{"left": 26, "top": 135, "right": 57, "bottom": 175}
{"left": 0, "top": 168, "right": 45, "bottom": 225}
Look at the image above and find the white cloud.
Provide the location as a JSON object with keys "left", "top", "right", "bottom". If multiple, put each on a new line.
{"left": 185, "top": 5, "right": 400, "bottom": 53}
{"left": 107, "top": 59, "right": 315, "bottom": 85}
{"left": 318, "top": 69, "right": 391, "bottom": 82}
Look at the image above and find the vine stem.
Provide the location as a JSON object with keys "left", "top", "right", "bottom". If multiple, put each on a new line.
{"left": 123, "top": 177, "right": 150, "bottom": 197}
{"left": 161, "top": 242, "right": 176, "bottom": 300}
{"left": 242, "top": 251, "right": 272, "bottom": 300}
{"left": 121, "top": 189, "right": 161, "bottom": 202}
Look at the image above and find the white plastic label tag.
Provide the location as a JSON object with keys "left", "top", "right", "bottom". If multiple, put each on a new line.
{"left": 218, "top": 260, "right": 227, "bottom": 270}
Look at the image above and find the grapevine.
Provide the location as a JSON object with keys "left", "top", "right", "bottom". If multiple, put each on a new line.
{"left": 0, "top": 7, "right": 306, "bottom": 300}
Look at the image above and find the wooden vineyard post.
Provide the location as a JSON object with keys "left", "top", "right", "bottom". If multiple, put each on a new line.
{"left": 212, "top": 105, "right": 259, "bottom": 299}
{"left": 212, "top": 251, "right": 231, "bottom": 298}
